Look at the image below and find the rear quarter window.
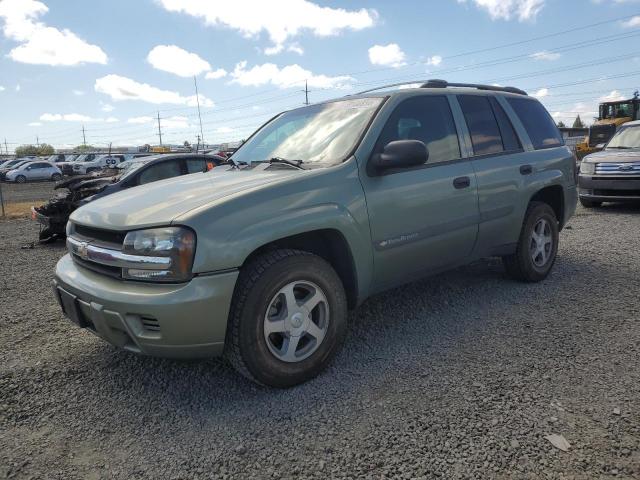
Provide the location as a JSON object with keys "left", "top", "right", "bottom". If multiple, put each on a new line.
{"left": 506, "top": 97, "right": 563, "bottom": 150}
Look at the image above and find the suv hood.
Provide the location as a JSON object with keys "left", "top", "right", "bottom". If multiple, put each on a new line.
{"left": 583, "top": 149, "right": 640, "bottom": 163}
{"left": 70, "top": 167, "right": 301, "bottom": 230}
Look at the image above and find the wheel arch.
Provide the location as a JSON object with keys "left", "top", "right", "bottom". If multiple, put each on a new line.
{"left": 242, "top": 229, "right": 359, "bottom": 309}
{"left": 529, "top": 184, "right": 565, "bottom": 228}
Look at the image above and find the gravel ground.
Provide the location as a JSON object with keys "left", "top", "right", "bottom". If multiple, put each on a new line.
{"left": 0, "top": 181, "right": 57, "bottom": 205}
{"left": 1, "top": 205, "right": 639, "bottom": 480}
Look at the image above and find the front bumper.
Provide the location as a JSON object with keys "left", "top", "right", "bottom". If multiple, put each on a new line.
{"left": 54, "top": 254, "right": 238, "bottom": 358}
{"left": 578, "top": 175, "right": 640, "bottom": 202}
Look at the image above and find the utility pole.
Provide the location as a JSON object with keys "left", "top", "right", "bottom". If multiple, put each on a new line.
{"left": 4, "top": 138, "right": 8, "bottom": 155}
{"left": 194, "top": 76, "right": 205, "bottom": 148}
{"left": 156, "top": 112, "right": 163, "bottom": 146}
{"left": 196, "top": 134, "right": 201, "bottom": 153}
{"left": 301, "top": 80, "right": 310, "bottom": 105}
{"left": 36, "top": 135, "right": 39, "bottom": 148}
{"left": 82, "top": 125, "right": 86, "bottom": 147}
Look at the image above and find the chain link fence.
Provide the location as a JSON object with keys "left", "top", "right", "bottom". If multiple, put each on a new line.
{"left": 0, "top": 181, "right": 57, "bottom": 218}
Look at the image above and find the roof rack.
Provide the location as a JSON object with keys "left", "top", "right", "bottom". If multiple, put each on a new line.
{"left": 353, "top": 79, "right": 527, "bottom": 96}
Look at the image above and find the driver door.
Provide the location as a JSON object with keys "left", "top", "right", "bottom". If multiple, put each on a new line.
{"left": 360, "top": 95, "right": 480, "bottom": 291}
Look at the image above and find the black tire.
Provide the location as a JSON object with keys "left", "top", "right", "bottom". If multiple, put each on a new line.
{"left": 579, "top": 198, "right": 601, "bottom": 208}
{"left": 51, "top": 173, "right": 62, "bottom": 182}
{"left": 502, "top": 201, "right": 559, "bottom": 283}
{"left": 225, "top": 249, "right": 348, "bottom": 388}
{"left": 16, "top": 175, "right": 26, "bottom": 184}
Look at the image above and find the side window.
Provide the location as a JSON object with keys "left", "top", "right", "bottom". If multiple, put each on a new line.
{"left": 376, "top": 96, "right": 460, "bottom": 164}
{"left": 489, "top": 97, "right": 521, "bottom": 152}
{"left": 186, "top": 158, "right": 206, "bottom": 174}
{"left": 458, "top": 95, "right": 503, "bottom": 156}
{"left": 137, "top": 161, "right": 182, "bottom": 185}
{"left": 506, "top": 97, "right": 563, "bottom": 149}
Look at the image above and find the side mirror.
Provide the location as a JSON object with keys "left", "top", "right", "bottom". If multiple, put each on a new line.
{"left": 370, "top": 140, "right": 428, "bottom": 172}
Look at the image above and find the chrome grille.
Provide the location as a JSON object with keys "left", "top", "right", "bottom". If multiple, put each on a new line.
{"left": 595, "top": 162, "right": 640, "bottom": 175}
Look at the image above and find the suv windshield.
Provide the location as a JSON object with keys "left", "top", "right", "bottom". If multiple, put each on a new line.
{"left": 232, "top": 97, "right": 384, "bottom": 168}
{"left": 607, "top": 125, "right": 640, "bottom": 149}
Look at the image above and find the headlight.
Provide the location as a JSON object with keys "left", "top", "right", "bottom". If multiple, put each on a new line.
{"left": 579, "top": 162, "right": 595, "bottom": 175}
{"left": 122, "top": 226, "right": 196, "bottom": 282}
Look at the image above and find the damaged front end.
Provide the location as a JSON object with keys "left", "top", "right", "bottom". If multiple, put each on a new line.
{"left": 32, "top": 173, "right": 117, "bottom": 242}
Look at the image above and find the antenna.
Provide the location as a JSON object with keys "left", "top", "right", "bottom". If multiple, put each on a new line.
{"left": 156, "top": 112, "right": 163, "bottom": 146}
{"left": 194, "top": 76, "right": 205, "bottom": 147}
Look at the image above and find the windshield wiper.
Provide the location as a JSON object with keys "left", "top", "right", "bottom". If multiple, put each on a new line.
{"left": 607, "top": 146, "right": 632, "bottom": 149}
{"left": 267, "top": 157, "right": 305, "bottom": 169}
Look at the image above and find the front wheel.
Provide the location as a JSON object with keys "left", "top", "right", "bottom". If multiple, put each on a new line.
{"left": 15, "top": 175, "right": 26, "bottom": 183}
{"left": 51, "top": 173, "right": 62, "bottom": 182}
{"left": 225, "top": 249, "right": 347, "bottom": 388}
{"left": 502, "top": 201, "right": 559, "bottom": 282}
{"left": 579, "top": 198, "right": 601, "bottom": 208}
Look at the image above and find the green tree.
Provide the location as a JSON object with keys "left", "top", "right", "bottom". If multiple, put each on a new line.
{"left": 556, "top": 121, "right": 566, "bottom": 128}
{"left": 15, "top": 143, "right": 54, "bottom": 156}
{"left": 572, "top": 115, "right": 585, "bottom": 128}
{"left": 73, "top": 144, "right": 96, "bottom": 152}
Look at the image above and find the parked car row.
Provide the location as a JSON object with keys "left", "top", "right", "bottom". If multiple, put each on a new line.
{"left": 32, "top": 153, "right": 226, "bottom": 241}
{"left": 0, "top": 158, "right": 62, "bottom": 182}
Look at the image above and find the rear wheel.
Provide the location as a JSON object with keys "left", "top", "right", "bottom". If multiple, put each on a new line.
{"left": 51, "top": 173, "right": 62, "bottom": 182}
{"left": 579, "top": 198, "right": 601, "bottom": 208}
{"left": 15, "top": 175, "right": 26, "bottom": 183}
{"left": 225, "top": 249, "right": 347, "bottom": 388}
{"left": 503, "top": 201, "right": 559, "bottom": 282}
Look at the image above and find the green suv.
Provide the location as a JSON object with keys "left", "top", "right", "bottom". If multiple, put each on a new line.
{"left": 54, "top": 80, "right": 577, "bottom": 387}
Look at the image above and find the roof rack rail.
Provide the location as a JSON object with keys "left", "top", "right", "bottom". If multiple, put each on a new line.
{"left": 422, "top": 79, "right": 527, "bottom": 96}
{"left": 352, "top": 79, "right": 527, "bottom": 96}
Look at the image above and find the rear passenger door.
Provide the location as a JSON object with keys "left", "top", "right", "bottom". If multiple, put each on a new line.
{"left": 361, "top": 95, "right": 480, "bottom": 290}
{"left": 135, "top": 160, "right": 183, "bottom": 185}
{"left": 455, "top": 94, "right": 529, "bottom": 256}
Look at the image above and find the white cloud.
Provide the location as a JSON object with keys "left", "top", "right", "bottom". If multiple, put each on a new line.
{"left": 15, "top": 84, "right": 21, "bottom": 92}
{"left": 127, "top": 116, "right": 154, "bottom": 124}
{"left": 28, "top": 121, "right": 42, "bottom": 127}
{"left": 0, "top": 85, "right": 6, "bottom": 92}
{"left": 599, "top": 90, "right": 626, "bottom": 102}
{"left": 205, "top": 68, "right": 228, "bottom": 80}
{"left": 147, "top": 45, "right": 211, "bottom": 77}
{"left": 95, "top": 74, "right": 214, "bottom": 106}
{"left": 368, "top": 43, "right": 406, "bottom": 68}
{"left": 101, "top": 103, "right": 114, "bottom": 112}
{"left": 157, "top": 0, "right": 376, "bottom": 52}
{"left": 457, "top": 0, "right": 545, "bottom": 21}
{"left": 215, "top": 126, "right": 235, "bottom": 133}
{"left": 72, "top": 89, "right": 85, "bottom": 96}
{"left": 163, "top": 116, "right": 190, "bottom": 129}
{"left": 231, "top": 61, "right": 354, "bottom": 89}
{"left": 534, "top": 88, "right": 549, "bottom": 98}
{"left": 426, "top": 55, "right": 442, "bottom": 66}
{"left": 264, "top": 43, "right": 305, "bottom": 56}
{"left": 128, "top": 115, "right": 190, "bottom": 129}
{"left": 550, "top": 102, "right": 597, "bottom": 127}
{"left": 530, "top": 50, "right": 561, "bottom": 61}
{"left": 105, "top": 116, "right": 118, "bottom": 123}
{"left": 40, "top": 113, "right": 94, "bottom": 122}
{"left": 0, "top": 0, "right": 107, "bottom": 66}
{"left": 621, "top": 16, "right": 640, "bottom": 28}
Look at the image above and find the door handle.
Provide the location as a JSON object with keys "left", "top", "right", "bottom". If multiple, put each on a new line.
{"left": 520, "top": 164, "right": 533, "bottom": 175}
{"left": 453, "top": 176, "right": 471, "bottom": 189}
